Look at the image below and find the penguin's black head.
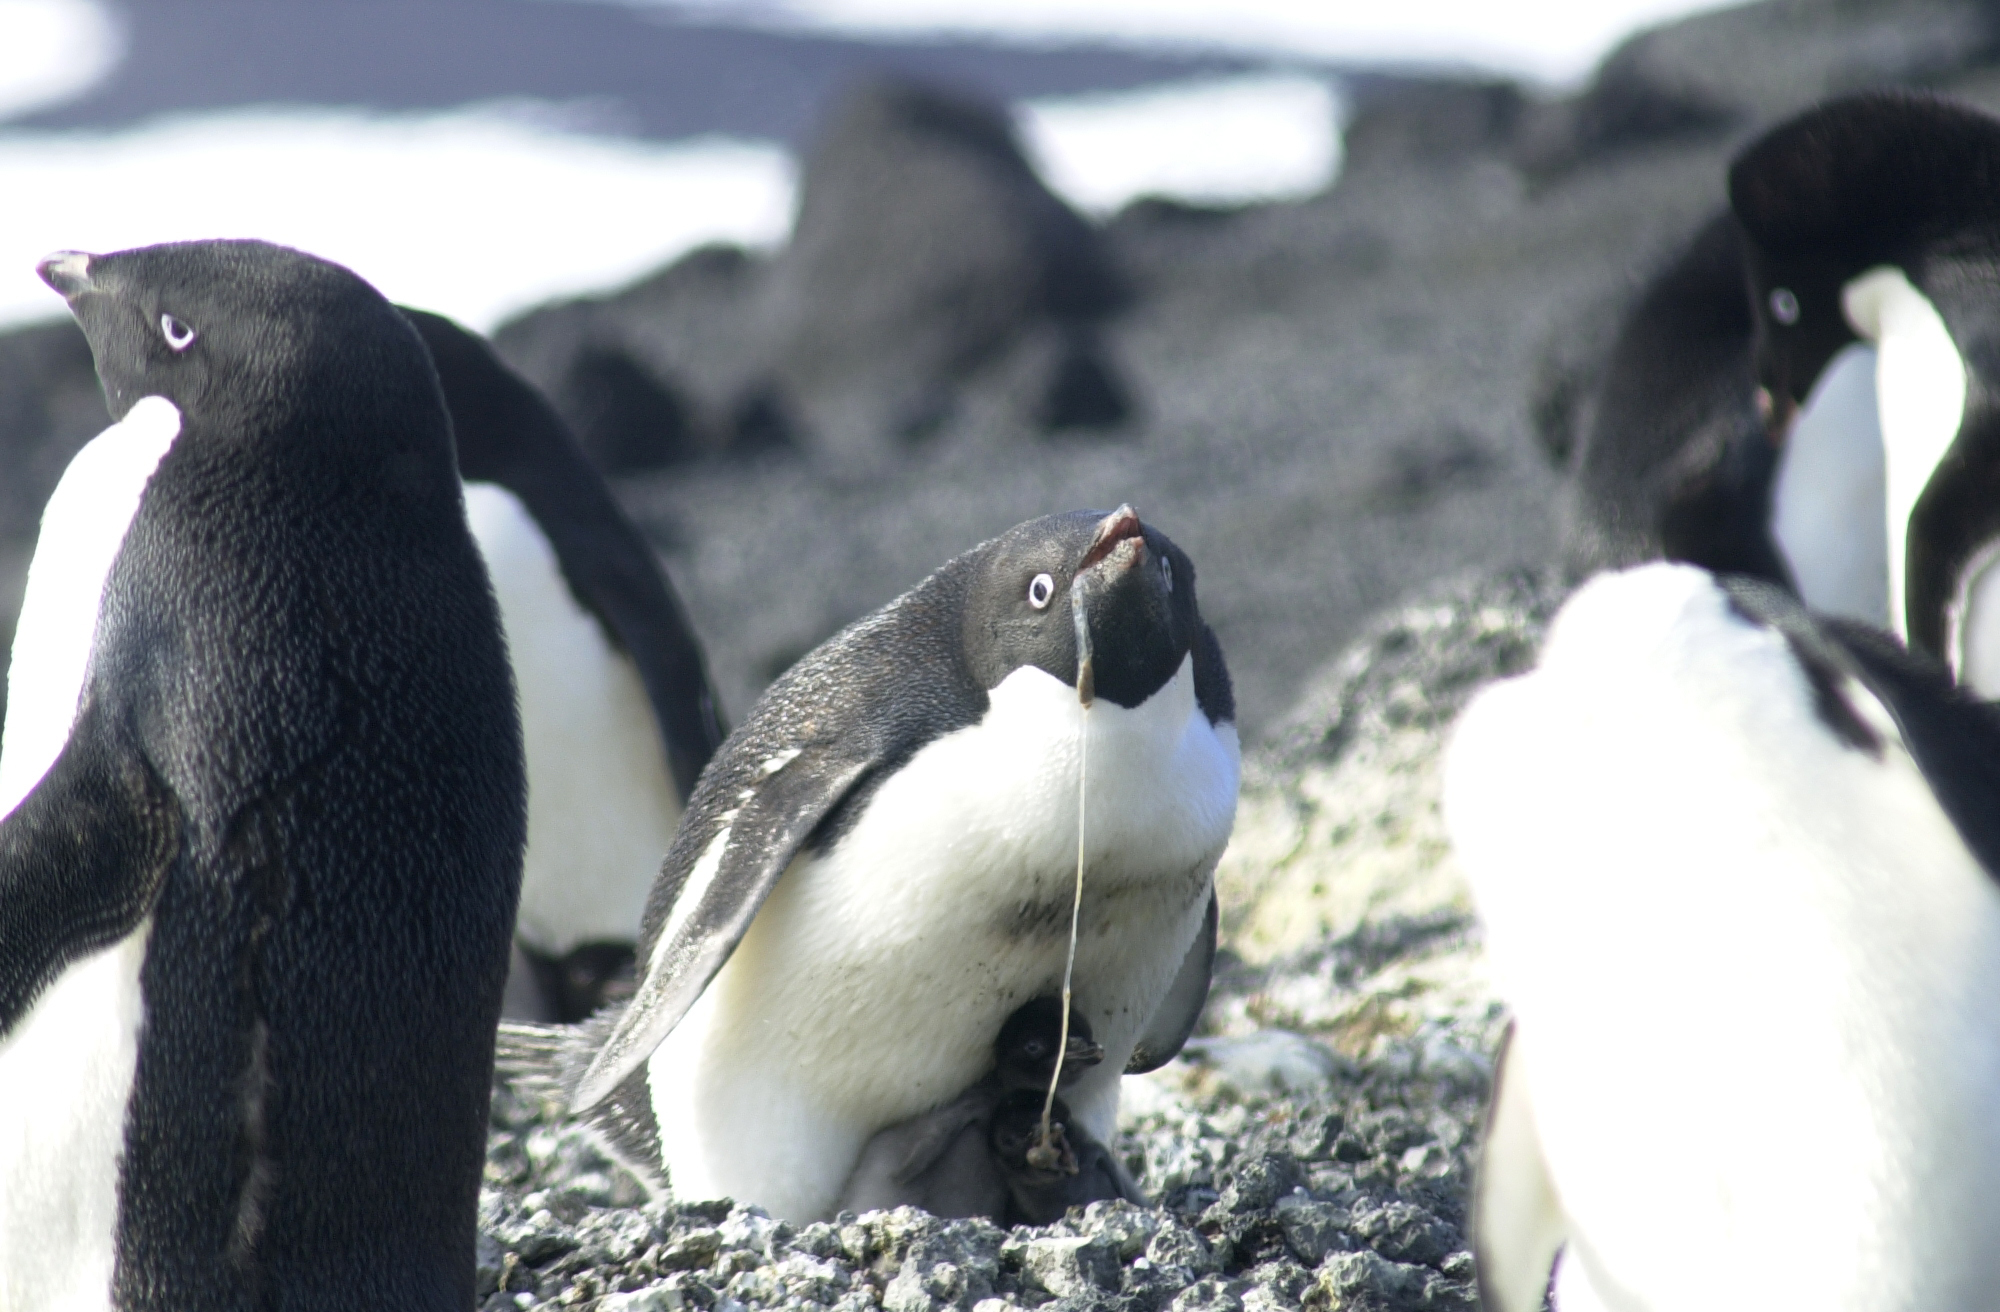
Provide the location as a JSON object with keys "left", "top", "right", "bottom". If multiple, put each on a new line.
{"left": 994, "top": 996, "right": 1103, "bottom": 1090}
{"left": 961, "top": 506, "right": 1226, "bottom": 715}
{"left": 38, "top": 240, "right": 445, "bottom": 467}
{"left": 1730, "top": 92, "right": 2000, "bottom": 415}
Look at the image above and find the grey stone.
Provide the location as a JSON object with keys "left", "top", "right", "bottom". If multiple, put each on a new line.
{"left": 1012, "top": 1236, "right": 1121, "bottom": 1299}
{"left": 1274, "top": 1196, "right": 1351, "bottom": 1267}
{"left": 1348, "top": 1203, "right": 1457, "bottom": 1269}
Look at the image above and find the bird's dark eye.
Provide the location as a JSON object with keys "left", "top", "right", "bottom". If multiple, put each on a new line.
{"left": 160, "top": 314, "right": 197, "bottom": 352}
{"left": 1028, "top": 573, "right": 1055, "bottom": 609}
{"left": 1769, "top": 288, "right": 1800, "bottom": 326}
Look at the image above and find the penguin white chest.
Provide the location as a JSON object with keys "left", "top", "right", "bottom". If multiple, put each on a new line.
{"left": 0, "top": 922, "right": 152, "bottom": 1312}
{"left": 0, "top": 397, "right": 180, "bottom": 817}
{"left": 647, "top": 656, "right": 1240, "bottom": 1222}
{"left": 463, "top": 483, "right": 681, "bottom": 958}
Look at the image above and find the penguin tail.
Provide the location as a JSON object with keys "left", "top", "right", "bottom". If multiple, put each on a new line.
{"left": 494, "top": 1020, "right": 575, "bottom": 1104}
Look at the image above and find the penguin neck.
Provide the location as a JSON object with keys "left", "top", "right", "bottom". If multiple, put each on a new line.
{"left": 1842, "top": 266, "right": 1968, "bottom": 643}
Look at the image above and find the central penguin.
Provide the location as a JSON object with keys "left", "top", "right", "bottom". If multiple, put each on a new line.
{"left": 0, "top": 241, "right": 523, "bottom": 1309}
{"left": 565, "top": 506, "right": 1238, "bottom": 1222}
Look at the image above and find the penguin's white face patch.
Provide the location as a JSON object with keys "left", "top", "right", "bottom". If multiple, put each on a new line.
{"left": 0, "top": 396, "right": 181, "bottom": 818}
{"left": 1842, "top": 265, "right": 1968, "bottom": 638}
{"left": 1771, "top": 341, "right": 1888, "bottom": 628}
{"left": 1446, "top": 564, "right": 2000, "bottom": 1307}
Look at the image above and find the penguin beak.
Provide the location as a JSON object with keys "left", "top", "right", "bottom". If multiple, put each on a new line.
{"left": 1078, "top": 504, "right": 1146, "bottom": 575}
{"left": 37, "top": 251, "right": 95, "bottom": 300}
{"left": 1755, "top": 385, "right": 1798, "bottom": 447}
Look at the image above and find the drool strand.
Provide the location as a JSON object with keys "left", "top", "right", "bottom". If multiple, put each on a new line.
{"left": 1031, "top": 582, "right": 1095, "bottom": 1168}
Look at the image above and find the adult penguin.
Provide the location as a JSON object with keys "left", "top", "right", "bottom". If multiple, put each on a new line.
{"left": 1559, "top": 212, "right": 1795, "bottom": 586}
{"left": 529, "top": 506, "right": 1237, "bottom": 1224}
{"left": 402, "top": 310, "right": 724, "bottom": 1022}
{"left": 1731, "top": 91, "right": 2000, "bottom": 691}
{"left": 1447, "top": 562, "right": 2000, "bottom": 1311}
{"left": 0, "top": 241, "right": 524, "bottom": 1309}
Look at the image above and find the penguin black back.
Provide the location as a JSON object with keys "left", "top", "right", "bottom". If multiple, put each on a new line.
{"left": 13, "top": 240, "right": 524, "bottom": 1308}
{"left": 1561, "top": 211, "right": 1792, "bottom": 585}
{"left": 402, "top": 308, "right": 724, "bottom": 795}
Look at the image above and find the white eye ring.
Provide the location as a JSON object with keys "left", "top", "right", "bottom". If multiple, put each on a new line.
{"left": 1161, "top": 555, "right": 1173, "bottom": 590}
{"left": 161, "top": 314, "right": 196, "bottom": 352}
{"left": 1769, "top": 288, "right": 1800, "bottom": 325}
{"left": 1028, "top": 573, "right": 1055, "bottom": 609}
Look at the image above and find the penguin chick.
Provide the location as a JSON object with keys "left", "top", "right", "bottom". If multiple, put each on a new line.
{"left": 835, "top": 996, "right": 1102, "bottom": 1220}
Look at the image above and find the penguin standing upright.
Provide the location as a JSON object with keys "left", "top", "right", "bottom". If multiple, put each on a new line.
{"left": 402, "top": 310, "right": 724, "bottom": 1021}
{"left": 1730, "top": 91, "right": 2000, "bottom": 689}
{"left": 537, "top": 506, "right": 1237, "bottom": 1224}
{"left": 0, "top": 240, "right": 524, "bottom": 1309}
{"left": 1448, "top": 563, "right": 2000, "bottom": 1311}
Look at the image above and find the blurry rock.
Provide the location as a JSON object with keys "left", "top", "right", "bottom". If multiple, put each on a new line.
{"left": 1340, "top": 79, "right": 1526, "bottom": 176}
{"left": 1219, "top": 570, "right": 1561, "bottom": 965}
{"left": 1513, "top": 40, "right": 1737, "bottom": 179}
{"left": 555, "top": 344, "right": 697, "bottom": 473}
{"left": 1179, "top": 1032, "right": 1346, "bottom": 1099}
{"left": 762, "top": 76, "right": 1128, "bottom": 458}
{"left": 494, "top": 243, "right": 774, "bottom": 467}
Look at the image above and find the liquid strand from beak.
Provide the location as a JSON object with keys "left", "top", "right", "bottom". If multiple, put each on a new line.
{"left": 1078, "top": 503, "right": 1144, "bottom": 575}
{"left": 1071, "top": 578, "right": 1095, "bottom": 707}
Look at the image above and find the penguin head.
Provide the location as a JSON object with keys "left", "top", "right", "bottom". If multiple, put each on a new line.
{"left": 994, "top": 996, "right": 1104, "bottom": 1091}
{"left": 38, "top": 240, "right": 445, "bottom": 468}
{"left": 960, "top": 506, "right": 1207, "bottom": 709}
{"left": 1729, "top": 91, "right": 2000, "bottom": 415}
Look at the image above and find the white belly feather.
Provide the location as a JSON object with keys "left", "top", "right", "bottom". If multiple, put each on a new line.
{"left": 461, "top": 484, "right": 682, "bottom": 956}
{"left": 0, "top": 397, "right": 180, "bottom": 818}
{"left": 648, "top": 655, "right": 1239, "bottom": 1222}
{"left": 1447, "top": 565, "right": 2000, "bottom": 1310}
{"left": 0, "top": 922, "right": 152, "bottom": 1312}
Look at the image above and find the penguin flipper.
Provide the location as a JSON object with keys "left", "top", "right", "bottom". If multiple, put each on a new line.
{"left": 570, "top": 751, "right": 876, "bottom": 1110}
{"left": 1125, "top": 891, "right": 1217, "bottom": 1073}
{"left": 0, "top": 724, "right": 178, "bottom": 1032}
{"left": 1473, "top": 1022, "right": 1567, "bottom": 1312}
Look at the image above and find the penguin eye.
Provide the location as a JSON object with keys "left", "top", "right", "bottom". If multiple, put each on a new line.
{"left": 1161, "top": 555, "right": 1173, "bottom": 590}
{"left": 160, "top": 314, "right": 197, "bottom": 352}
{"left": 1028, "top": 573, "right": 1055, "bottom": 609}
{"left": 1769, "top": 288, "right": 1800, "bottom": 326}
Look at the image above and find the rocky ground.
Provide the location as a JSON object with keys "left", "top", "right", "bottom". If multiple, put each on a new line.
{"left": 475, "top": 569, "right": 1560, "bottom": 1312}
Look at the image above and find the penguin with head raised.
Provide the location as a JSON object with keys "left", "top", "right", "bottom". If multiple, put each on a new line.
{"left": 400, "top": 309, "right": 724, "bottom": 1022}
{"left": 0, "top": 240, "right": 524, "bottom": 1309}
{"left": 1448, "top": 563, "right": 2000, "bottom": 1311}
{"left": 834, "top": 994, "right": 1111, "bottom": 1221}
{"left": 1731, "top": 91, "right": 2000, "bottom": 692}
{"left": 540, "top": 505, "right": 1236, "bottom": 1224}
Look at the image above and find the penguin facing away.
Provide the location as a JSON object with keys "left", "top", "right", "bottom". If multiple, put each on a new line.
{"left": 1731, "top": 91, "right": 2000, "bottom": 691}
{"left": 1447, "top": 563, "right": 2000, "bottom": 1311}
{"left": 402, "top": 309, "right": 725, "bottom": 1022}
{"left": 553, "top": 505, "right": 1237, "bottom": 1224}
{"left": 1, "top": 241, "right": 525, "bottom": 1309}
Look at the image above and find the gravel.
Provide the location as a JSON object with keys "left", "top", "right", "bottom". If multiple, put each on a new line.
{"left": 476, "top": 570, "right": 1553, "bottom": 1312}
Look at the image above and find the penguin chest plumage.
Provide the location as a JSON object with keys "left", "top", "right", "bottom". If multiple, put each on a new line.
{"left": 0, "top": 397, "right": 180, "bottom": 816}
{"left": 0, "top": 923, "right": 151, "bottom": 1312}
{"left": 0, "top": 399, "right": 182, "bottom": 1310}
{"left": 645, "top": 655, "right": 1240, "bottom": 1222}
{"left": 463, "top": 482, "right": 680, "bottom": 958}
